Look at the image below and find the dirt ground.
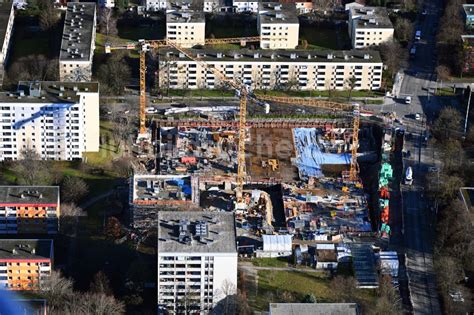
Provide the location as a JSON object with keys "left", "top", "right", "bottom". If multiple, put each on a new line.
{"left": 246, "top": 128, "right": 299, "bottom": 182}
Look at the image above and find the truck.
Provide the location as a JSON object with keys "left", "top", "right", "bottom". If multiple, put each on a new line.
{"left": 404, "top": 166, "right": 413, "bottom": 185}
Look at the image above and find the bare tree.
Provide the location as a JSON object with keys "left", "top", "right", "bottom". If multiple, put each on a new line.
{"left": 431, "top": 107, "right": 463, "bottom": 141}
{"left": 394, "top": 18, "right": 414, "bottom": 44}
{"left": 61, "top": 176, "right": 89, "bottom": 203}
{"left": 329, "top": 276, "right": 357, "bottom": 302}
{"left": 97, "top": 53, "right": 131, "bottom": 95}
{"left": 369, "top": 275, "right": 402, "bottom": 315}
{"left": 99, "top": 8, "right": 118, "bottom": 37}
{"left": 90, "top": 271, "right": 113, "bottom": 296}
{"left": 12, "top": 147, "right": 56, "bottom": 185}
{"left": 436, "top": 65, "right": 451, "bottom": 90}
{"left": 345, "top": 75, "right": 357, "bottom": 100}
{"left": 39, "top": 3, "right": 61, "bottom": 31}
{"left": 40, "top": 270, "right": 74, "bottom": 305}
{"left": 379, "top": 41, "right": 407, "bottom": 79}
{"left": 8, "top": 55, "right": 58, "bottom": 83}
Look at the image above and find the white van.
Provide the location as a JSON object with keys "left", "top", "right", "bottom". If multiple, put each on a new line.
{"left": 415, "top": 30, "right": 421, "bottom": 41}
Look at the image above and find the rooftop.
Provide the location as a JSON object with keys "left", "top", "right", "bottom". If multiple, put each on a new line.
{"left": 463, "top": 4, "right": 474, "bottom": 15}
{"left": 269, "top": 303, "right": 360, "bottom": 315}
{"left": 0, "top": 239, "right": 53, "bottom": 260}
{"left": 131, "top": 174, "right": 193, "bottom": 206}
{"left": 59, "top": 2, "right": 96, "bottom": 62}
{"left": 160, "top": 48, "right": 382, "bottom": 63}
{"left": 166, "top": 7, "right": 205, "bottom": 23}
{"left": 350, "top": 6, "right": 393, "bottom": 29}
{"left": 0, "top": 186, "right": 59, "bottom": 205}
{"left": 0, "top": 81, "right": 98, "bottom": 104}
{"left": 157, "top": 211, "right": 237, "bottom": 253}
{"left": 258, "top": 2, "right": 298, "bottom": 24}
{"left": 0, "top": 1, "right": 12, "bottom": 49}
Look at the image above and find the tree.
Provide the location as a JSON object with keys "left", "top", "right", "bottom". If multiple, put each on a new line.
{"left": 301, "top": 293, "right": 316, "bottom": 303}
{"left": 394, "top": 18, "right": 414, "bottom": 44}
{"left": 39, "top": 2, "right": 61, "bottom": 31}
{"left": 425, "top": 173, "right": 464, "bottom": 204}
{"left": 105, "top": 217, "right": 123, "bottom": 239}
{"left": 379, "top": 41, "right": 407, "bottom": 78}
{"left": 59, "top": 203, "right": 85, "bottom": 235}
{"left": 329, "top": 276, "right": 357, "bottom": 302}
{"left": 61, "top": 176, "right": 89, "bottom": 203}
{"left": 436, "top": 65, "right": 451, "bottom": 83}
{"left": 439, "top": 140, "right": 465, "bottom": 172}
{"left": 345, "top": 75, "right": 357, "bottom": 101}
{"left": 99, "top": 8, "right": 118, "bottom": 37}
{"left": 8, "top": 55, "right": 58, "bottom": 83}
{"left": 12, "top": 147, "right": 56, "bottom": 185}
{"left": 90, "top": 271, "right": 113, "bottom": 296}
{"left": 97, "top": 54, "right": 131, "bottom": 95}
{"left": 113, "top": 157, "right": 133, "bottom": 177}
{"left": 369, "top": 275, "right": 402, "bottom": 315}
{"left": 40, "top": 270, "right": 74, "bottom": 305}
{"left": 431, "top": 107, "right": 463, "bottom": 142}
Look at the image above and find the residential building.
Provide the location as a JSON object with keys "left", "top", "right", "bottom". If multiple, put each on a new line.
{"left": 0, "top": 81, "right": 100, "bottom": 161}
{"left": 269, "top": 303, "right": 360, "bottom": 315}
{"left": 99, "top": 0, "right": 115, "bottom": 8}
{"left": 158, "top": 49, "right": 383, "bottom": 91}
{"left": 258, "top": 3, "right": 299, "bottom": 49}
{"left": 279, "top": 0, "right": 313, "bottom": 14}
{"left": 0, "top": 239, "right": 53, "bottom": 290}
{"left": 157, "top": 211, "right": 237, "bottom": 314}
{"left": 204, "top": 0, "right": 220, "bottom": 12}
{"left": 144, "top": 0, "right": 167, "bottom": 11}
{"left": 233, "top": 0, "right": 259, "bottom": 12}
{"left": 59, "top": 3, "right": 97, "bottom": 82}
{"left": 0, "top": 1, "right": 14, "bottom": 86}
{"left": 463, "top": 4, "right": 474, "bottom": 30}
{"left": 345, "top": 1, "right": 364, "bottom": 12}
{"left": 0, "top": 186, "right": 60, "bottom": 234}
{"left": 166, "top": 3, "right": 205, "bottom": 48}
{"left": 348, "top": 7, "right": 393, "bottom": 49}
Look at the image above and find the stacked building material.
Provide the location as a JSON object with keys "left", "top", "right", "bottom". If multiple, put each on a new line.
{"left": 378, "top": 129, "right": 393, "bottom": 238}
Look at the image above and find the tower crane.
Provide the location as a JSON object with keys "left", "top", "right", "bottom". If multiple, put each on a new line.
{"left": 104, "top": 36, "right": 260, "bottom": 142}
{"left": 161, "top": 43, "right": 361, "bottom": 193}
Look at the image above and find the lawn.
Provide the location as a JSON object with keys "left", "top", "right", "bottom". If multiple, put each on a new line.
{"left": 254, "top": 89, "right": 384, "bottom": 98}
{"left": 299, "top": 21, "right": 351, "bottom": 50}
{"left": 206, "top": 15, "right": 258, "bottom": 38}
{"left": 250, "top": 270, "right": 377, "bottom": 311}
{"left": 166, "top": 89, "right": 236, "bottom": 97}
{"left": 82, "top": 120, "right": 124, "bottom": 167}
{"left": 251, "top": 257, "right": 289, "bottom": 267}
{"left": 8, "top": 17, "right": 52, "bottom": 62}
{"left": 117, "top": 16, "right": 165, "bottom": 41}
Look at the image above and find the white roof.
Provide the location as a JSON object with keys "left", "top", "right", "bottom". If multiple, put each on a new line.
{"left": 262, "top": 234, "right": 292, "bottom": 252}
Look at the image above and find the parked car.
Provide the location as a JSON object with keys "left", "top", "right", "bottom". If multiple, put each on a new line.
{"left": 415, "top": 113, "right": 421, "bottom": 120}
{"left": 405, "top": 96, "right": 412, "bottom": 104}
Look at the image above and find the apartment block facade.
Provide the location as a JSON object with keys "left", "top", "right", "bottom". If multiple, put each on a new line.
{"left": 0, "top": 1, "right": 14, "bottom": 86}
{"left": 158, "top": 49, "right": 383, "bottom": 91}
{"left": 166, "top": 4, "right": 205, "bottom": 48}
{"left": 145, "top": 0, "right": 167, "bottom": 11}
{"left": 258, "top": 3, "right": 299, "bottom": 49}
{"left": 0, "top": 81, "right": 100, "bottom": 161}
{"left": 0, "top": 186, "right": 60, "bottom": 234}
{"left": 349, "top": 7, "right": 394, "bottom": 49}
{"left": 59, "top": 2, "right": 96, "bottom": 82}
{"left": 157, "top": 212, "right": 238, "bottom": 314}
{"left": 0, "top": 239, "right": 53, "bottom": 290}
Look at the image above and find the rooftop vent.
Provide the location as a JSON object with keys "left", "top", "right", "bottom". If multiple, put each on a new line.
{"left": 290, "top": 53, "right": 297, "bottom": 59}
{"left": 275, "top": 12, "right": 283, "bottom": 19}
{"left": 327, "top": 53, "right": 334, "bottom": 60}
{"left": 216, "top": 52, "right": 223, "bottom": 58}
{"left": 253, "top": 53, "right": 260, "bottom": 59}
{"left": 363, "top": 53, "right": 370, "bottom": 59}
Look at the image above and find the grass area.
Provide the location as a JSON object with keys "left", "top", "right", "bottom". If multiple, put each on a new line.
{"left": 9, "top": 17, "right": 50, "bottom": 62}
{"left": 251, "top": 257, "right": 289, "bottom": 268}
{"left": 299, "top": 21, "right": 351, "bottom": 50}
{"left": 206, "top": 15, "right": 258, "bottom": 38}
{"left": 254, "top": 89, "right": 384, "bottom": 98}
{"left": 83, "top": 120, "right": 123, "bottom": 167}
{"left": 166, "top": 89, "right": 235, "bottom": 97}
{"left": 435, "top": 87, "right": 458, "bottom": 96}
{"left": 250, "top": 270, "right": 376, "bottom": 311}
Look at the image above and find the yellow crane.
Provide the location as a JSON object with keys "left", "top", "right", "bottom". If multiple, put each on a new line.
{"left": 105, "top": 37, "right": 260, "bottom": 141}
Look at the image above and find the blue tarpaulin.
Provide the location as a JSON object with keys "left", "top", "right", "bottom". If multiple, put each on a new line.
{"left": 293, "top": 128, "right": 351, "bottom": 178}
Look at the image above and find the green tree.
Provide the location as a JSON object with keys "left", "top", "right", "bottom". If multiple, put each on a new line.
{"left": 345, "top": 75, "right": 357, "bottom": 101}
{"left": 301, "top": 293, "right": 316, "bottom": 303}
{"left": 394, "top": 18, "right": 414, "bottom": 44}
{"left": 432, "top": 107, "right": 463, "bottom": 142}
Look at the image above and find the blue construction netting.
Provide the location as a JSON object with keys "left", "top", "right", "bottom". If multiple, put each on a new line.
{"left": 293, "top": 128, "right": 351, "bottom": 178}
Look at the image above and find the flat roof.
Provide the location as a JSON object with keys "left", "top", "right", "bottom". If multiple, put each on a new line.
{"left": 160, "top": 48, "right": 382, "bottom": 63}
{"left": 258, "top": 2, "right": 298, "bottom": 24}
{"left": 269, "top": 303, "right": 359, "bottom": 315}
{"left": 60, "top": 2, "right": 96, "bottom": 62}
{"left": 351, "top": 7, "right": 393, "bottom": 29}
{"left": 157, "top": 211, "right": 237, "bottom": 253}
{"left": 463, "top": 4, "right": 474, "bottom": 15}
{"left": 166, "top": 9, "right": 205, "bottom": 23}
{"left": 0, "top": 186, "right": 59, "bottom": 205}
{"left": 0, "top": 239, "right": 53, "bottom": 260}
{"left": 0, "top": 81, "right": 98, "bottom": 104}
{"left": 0, "top": 1, "right": 12, "bottom": 49}
{"left": 131, "top": 174, "right": 193, "bottom": 205}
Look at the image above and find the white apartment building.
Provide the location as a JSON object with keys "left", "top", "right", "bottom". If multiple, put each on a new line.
{"left": 203, "top": 0, "right": 220, "bottom": 12}
{"left": 0, "top": 81, "right": 100, "bottom": 161}
{"left": 233, "top": 0, "right": 259, "bottom": 12}
{"left": 99, "top": 0, "right": 115, "bottom": 8}
{"left": 258, "top": 3, "right": 299, "bottom": 49}
{"left": 158, "top": 49, "right": 383, "bottom": 91}
{"left": 157, "top": 211, "right": 238, "bottom": 314}
{"left": 166, "top": 3, "right": 205, "bottom": 48}
{"left": 0, "top": 1, "right": 14, "bottom": 86}
{"left": 349, "top": 7, "right": 394, "bottom": 49}
{"left": 144, "top": 0, "right": 167, "bottom": 11}
{"left": 59, "top": 3, "right": 97, "bottom": 82}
